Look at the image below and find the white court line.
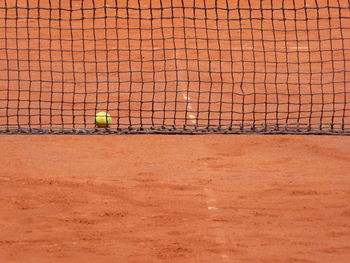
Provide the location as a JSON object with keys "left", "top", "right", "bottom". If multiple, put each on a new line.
{"left": 188, "top": 114, "right": 195, "bottom": 120}
{"left": 175, "top": 47, "right": 229, "bottom": 261}
{"left": 288, "top": 46, "right": 309, "bottom": 50}
{"left": 175, "top": 48, "right": 197, "bottom": 125}
{"left": 182, "top": 93, "right": 195, "bottom": 123}
{"left": 177, "top": 65, "right": 196, "bottom": 125}
{"left": 203, "top": 187, "right": 230, "bottom": 261}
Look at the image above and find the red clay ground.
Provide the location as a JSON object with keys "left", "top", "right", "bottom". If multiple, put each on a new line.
{"left": 0, "top": 135, "right": 349, "bottom": 263}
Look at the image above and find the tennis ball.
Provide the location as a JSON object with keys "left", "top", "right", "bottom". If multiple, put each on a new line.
{"left": 95, "top": 112, "right": 112, "bottom": 128}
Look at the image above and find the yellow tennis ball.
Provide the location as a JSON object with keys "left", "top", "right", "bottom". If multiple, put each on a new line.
{"left": 95, "top": 112, "right": 112, "bottom": 128}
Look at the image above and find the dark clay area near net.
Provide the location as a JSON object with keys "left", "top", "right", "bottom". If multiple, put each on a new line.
{"left": 0, "top": 0, "right": 350, "bottom": 134}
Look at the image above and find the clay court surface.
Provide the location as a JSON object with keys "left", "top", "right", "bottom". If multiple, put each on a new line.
{"left": 1, "top": 0, "right": 350, "bottom": 262}
{"left": 0, "top": 135, "right": 350, "bottom": 262}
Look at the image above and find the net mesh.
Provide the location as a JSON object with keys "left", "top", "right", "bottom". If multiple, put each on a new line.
{"left": 1, "top": 0, "right": 350, "bottom": 134}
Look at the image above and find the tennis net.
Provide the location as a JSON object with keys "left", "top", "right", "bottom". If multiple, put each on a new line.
{"left": 1, "top": 0, "right": 350, "bottom": 134}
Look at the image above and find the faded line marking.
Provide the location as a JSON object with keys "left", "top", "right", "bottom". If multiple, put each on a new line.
{"left": 203, "top": 187, "right": 230, "bottom": 262}
{"left": 181, "top": 92, "right": 196, "bottom": 124}
{"left": 288, "top": 46, "right": 309, "bottom": 50}
{"left": 176, "top": 48, "right": 197, "bottom": 126}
